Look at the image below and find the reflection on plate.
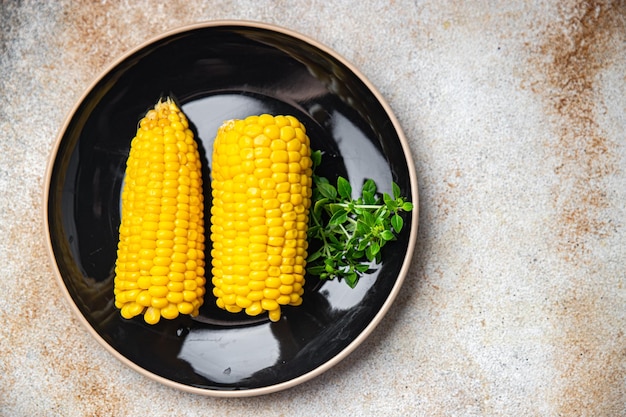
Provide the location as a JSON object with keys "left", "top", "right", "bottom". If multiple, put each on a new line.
{"left": 44, "top": 21, "right": 418, "bottom": 397}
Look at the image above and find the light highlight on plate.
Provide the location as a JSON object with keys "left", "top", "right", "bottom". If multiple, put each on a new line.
{"left": 178, "top": 323, "right": 280, "bottom": 384}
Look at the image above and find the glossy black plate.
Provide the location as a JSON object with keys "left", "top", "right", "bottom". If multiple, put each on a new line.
{"left": 44, "top": 21, "right": 418, "bottom": 396}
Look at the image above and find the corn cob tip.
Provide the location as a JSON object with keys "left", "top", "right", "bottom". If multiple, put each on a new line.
{"left": 114, "top": 98, "right": 206, "bottom": 325}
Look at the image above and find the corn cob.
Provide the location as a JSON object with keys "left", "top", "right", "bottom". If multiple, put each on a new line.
{"left": 210, "top": 114, "right": 312, "bottom": 322}
{"left": 114, "top": 98, "right": 206, "bottom": 325}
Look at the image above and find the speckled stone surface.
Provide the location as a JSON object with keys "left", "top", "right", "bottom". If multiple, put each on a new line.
{"left": 1, "top": 1, "right": 625, "bottom": 415}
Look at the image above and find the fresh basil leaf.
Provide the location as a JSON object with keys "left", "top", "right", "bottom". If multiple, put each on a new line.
{"left": 307, "top": 265, "right": 326, "bottom": 275}
{"left": 391, "top": 214, "right": 403, "bottom": 233}
{"left": 329, "top": 209, "right": 348, "bottom": 225}
{"left": 337, "top": 176, "right": 352, "bottom": 199}
{"left": 317, "top": 182, "right": 337, "bottom": 199}
{"left": 362, "top": 178, "right": 377, "bottom": 195}
{"left": 311, "top": 150, "right": 322, "bottom": 168}
{"left": 381, "top": 230, "right": 395, "bottom": 241}
{"left": 362, "top": 190, "right": 375, "bottom": 205}
{"left": 392, "top": 182, "right": 401, "bottom": 199}
{"left": 344, "top": 272, "right": 358, "bottom": 288}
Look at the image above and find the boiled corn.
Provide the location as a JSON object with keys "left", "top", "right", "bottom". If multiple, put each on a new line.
{"left": 114, "top": 98, "right": 206, "bottom": 324}
{"left": 210, "top": 114, "right": 312, "bottom": 322}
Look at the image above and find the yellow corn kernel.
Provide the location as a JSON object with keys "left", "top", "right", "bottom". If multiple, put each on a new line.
{"left": 114, "top": 98, "right": 205, "bottom": 324}
{"left": 210, "top": 115, "right": 311, "bottom": 322}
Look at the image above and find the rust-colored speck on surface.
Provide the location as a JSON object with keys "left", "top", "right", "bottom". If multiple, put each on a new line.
{"left": 533, "top": 0, "right": 624, "bottom": 261}
{"left": 526, "top": 0, "right": 626, "bottom": 415}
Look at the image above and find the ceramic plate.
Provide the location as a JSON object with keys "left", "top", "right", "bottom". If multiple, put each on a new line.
{"left": 44, "top": 21, "right": 419, "bottom": 397}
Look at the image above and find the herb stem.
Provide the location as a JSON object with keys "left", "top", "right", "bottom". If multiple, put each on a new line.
{"left": 332, "top": 203, "right": 384, "bottom": 210}
{"left": 307, "top": 150, "right": 413, "bottom": 288}
{"left": 338, "top": 223, "right": 351, "bottom": 239}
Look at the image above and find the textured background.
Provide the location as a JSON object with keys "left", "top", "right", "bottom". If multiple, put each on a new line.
{"left": 1, "top": 1, "right": 625, "bottom": 416}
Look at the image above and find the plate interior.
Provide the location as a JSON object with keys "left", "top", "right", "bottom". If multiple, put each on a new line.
{"left": 47, "top": 24, "right": 414, "bottom": 392}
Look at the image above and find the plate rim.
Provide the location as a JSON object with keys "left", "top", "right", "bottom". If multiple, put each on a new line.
{"left": 42, "top": 19, "right": 420, "bottom": 397}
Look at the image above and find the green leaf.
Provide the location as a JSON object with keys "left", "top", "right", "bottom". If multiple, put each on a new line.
{"left": 317, "top": 182, "right": 337, "bottom": 199}
{"left": 361, "top": 210, "right": 376, "bottom": 227}
{"left": 326, "top": 202, "right": 345, "bottom": 215}
{"left": 402, "top": 202, "right": 414, "bottom": 211}
{"left": 329, "top": 209, "right": 348, "bottom": 225}
{"left": 355, "top": 220, "right": 369, "bottom": 236}
{"left": 392, "top": 182, "right": 401, "bottom": 199}
{"left": 362, "top": 190, "right": 376, "bottom": 205}
{"left": 313, "top": 197, "right": 330, "bottom": 217}
{"left": 337, "top": 176, "right": 352, "bottom": 199}
{"left": 307, "top": 249, "right": 323, "bottom": 262}
{"left": 311, "top": 150, "right": 322, "bottom": 169}
{"left": 383, "top": 192, "right": 394, "bottom": 208}
{"left": 381, "top": 230, "right": 395, "bottom": 241}
{"left": 362, "top": 179, "right": 377, "bottom": 195}
{"left": 315, "top": 175, "right": 329, "bottom": 185}
{"left": 327, "top": 233, "right": 341, "bottom": 246}
{"left": 365, "top": 242, "right": 378, "bottom": 261}
{"left": 375, "top": 205, "right": 388, "bottom": 221}
{"left": 391, "top": 214, "right": 403, "bottom": 233}
{"left": 365, "top": 246, "right": 374, "bottom": 262}
{"left": 371, "top": 240, "right": 380, "bottom": 256}
{"left": 333, "top": 256, "right": 346, "bottom": 266}
{"left": 307, "top": 265, "right": 326, "bottom": 275}
{"left": 375, "top": 251, "right": 382, "bottom": 264}
{"left": 344, "top": 272, "right": 358, "bottom": 288}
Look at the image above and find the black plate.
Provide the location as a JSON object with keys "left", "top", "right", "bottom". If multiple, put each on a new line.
{"left": 44, "top": 21, "right": 418, "bottom": 396}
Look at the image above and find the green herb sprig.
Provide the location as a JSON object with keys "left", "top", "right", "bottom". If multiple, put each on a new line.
{"left": 307, "top": 151, "right": 413, "bottom": 288}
